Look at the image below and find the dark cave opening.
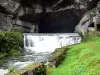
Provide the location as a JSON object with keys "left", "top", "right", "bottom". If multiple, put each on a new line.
{"left": 19, "top": 9, "right": 84, "bottom": 33}
{"left": 97, "top": 24, "right": 100, "bottom": 31}
{"left": 38, "top": 9, "right": 83, "bottom": 33}
{"left": 89, "top": 23, "right": 100, "bottom": 31}
{"left": 89, "top": 23, "right": 95, "bottom": 27}
{"left": 0, "top": 6, "right": 11, "bottom": 14}
{"left": 38, "top": 14, "right": 79, "bottom": 33}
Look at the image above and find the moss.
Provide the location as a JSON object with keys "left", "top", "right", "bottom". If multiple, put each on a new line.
{"left": 47, "top": 67, "right": 55, "bottom": 75}
{"left": 8, "top": 63, "right": 35, "bottom": 74}
{"left": 50, "top": 48, "right": 66, "bottom": 58}
{"left": 8, "top": 70, "right": 27, "bottom": 75}
{"left": 24, "top": 63, "right": 35, "bottom": 69}
{"left": 7, "top": 63, "right": 46, "bottom": 75}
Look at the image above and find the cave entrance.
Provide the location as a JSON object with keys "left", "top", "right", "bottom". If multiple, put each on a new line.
{"left": 97, "top": 24, "right": 100, "bottom": 31}
{"left": 19, "top": 9, "right": 84, "bottom": 33}
{"left": 89, "top": 23, "right": 100, "bottom": 31}
{"left": 89, "top": 23, "right": 95, "bottom": 27}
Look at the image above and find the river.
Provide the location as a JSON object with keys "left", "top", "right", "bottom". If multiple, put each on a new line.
{"left": 0, "top": 33, "right": 81, "bottom": 75}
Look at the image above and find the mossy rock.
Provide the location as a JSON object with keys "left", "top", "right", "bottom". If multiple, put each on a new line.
{"left": 7, "top": 63, "right": 45, "bottom": 75}
{"left": 24, "top": 63, "right": 35, "bottom": 70}
{"left": 47, "top": 47, "right": 67, "bottom": 68}
{"left": 48, "top": 47, "right": 67, "bottom": 62}
{"left": 6, "top": 70, "right": 28, "bottom": 75}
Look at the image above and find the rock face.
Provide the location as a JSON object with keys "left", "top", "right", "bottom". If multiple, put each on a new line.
{"left": 0, "top": 0, "right": 38, "bottom": 32}
{"left": 0, "top": 0, "right": 20, "bottom": 13}
{"left": 0, "top": 0, "right": 100, "bottom": 33}
{"left": 75, "top": 1, "right": 100, "bottom": 36}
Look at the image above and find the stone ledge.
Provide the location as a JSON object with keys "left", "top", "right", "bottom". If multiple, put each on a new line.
{"left": 5, "top": 63, "right": 46, "bottom": 75}
{"left": 46, "top": 47, "right": 67, "bottom": 68}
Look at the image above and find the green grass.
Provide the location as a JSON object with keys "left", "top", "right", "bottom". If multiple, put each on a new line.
{"left": 49, "top": 37, "right": 100, "bottom": 75}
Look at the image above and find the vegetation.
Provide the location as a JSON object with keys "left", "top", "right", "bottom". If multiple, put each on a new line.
{"left": 24, "top": 63, "right": 35, "bottom": 69}
{"left": 8, "top": 63, "right": 35, "bottom": 73}
{"left": 8, "top": 66, "right": 17, "bottom": 73}
{"left": 7, "top": 63, "right": 46, "bottom": 75}
{"left": 49, "top": 37, "right": 100, "bottom": 75}
{"left": 47, "top": 47, "right": 67, "bottom": 68}
{"left": 50, "top": 47, "right": 67, "bottom": 59}
{"left": 47, "top": 67, "right": 55, "bottom": 75}
{"left": 0, "top": 30, "right": 23, "bottom": 64}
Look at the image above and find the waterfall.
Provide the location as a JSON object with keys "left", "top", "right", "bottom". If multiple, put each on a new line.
{"left": 0, "top": 33, "right": 82, "bottom": 75}
{"left": 24, "top": 33, "right": 82, "bottom": 53}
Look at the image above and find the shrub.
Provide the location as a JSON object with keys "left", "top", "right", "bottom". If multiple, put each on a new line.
{"left": 0, "top": 30, "right": 23, "bottom": 56}
{"left": 8, "top": 66, "right": 17, "bottom": 73}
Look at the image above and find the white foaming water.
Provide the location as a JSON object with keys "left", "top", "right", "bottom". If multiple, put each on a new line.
{"left": 0, "top": 62, "right": 33, "bottom": 75}
{"left": 24, "top": 33, "right": 82, "bottom": 53}
{"left": 0, "top": 69, "right": 8, "bottom": 75}
{"left": 12, "top": 61, "right": 33, "bottom": 69}
{"left": 0, "top": 33, "right": 81, "bottom": 75}
{"left": 24, "top": 36, "right": 58, "bottom": 52}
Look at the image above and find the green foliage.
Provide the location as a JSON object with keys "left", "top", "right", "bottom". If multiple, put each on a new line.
{"left": 0, "top": 53, "right": 7, "bottom": 64}
{"left": 0, "top": 53, "right": 7, "bottom": 59}
{"left": 8, "top": 66, "right": 17, "bottom": 73}
{"left": 49, "top": 37, "right": 100, "bottom": 75}
{"left": 9, "top": 49, "right": 22, "bottom": 56}
{"left": 0, "top": 59, "right": 6, "bottom": 64}
{"left": 0, "top": 30, "right": 23, "bottom": 53}
{"left": 47, "top": 67, "right": 55, "bottom": 75}
{"left": 0, "top": 30, "right": 23, "bottom": 64}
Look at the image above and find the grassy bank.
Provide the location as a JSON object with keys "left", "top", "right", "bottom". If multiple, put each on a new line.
{"left": 0, "top": 30, "right": 23, "bottom": 64}
{"left": 49, "top": 37, "right": 100, "bottom": 75}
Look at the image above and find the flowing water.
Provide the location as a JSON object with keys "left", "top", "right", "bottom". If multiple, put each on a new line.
{"left": 0, "top": 33, "right": 81, "bottom": 75}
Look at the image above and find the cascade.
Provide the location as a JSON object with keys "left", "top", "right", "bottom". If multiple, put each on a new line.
{"left": 0, "top": 33, "right": 81, "bottom": 75}
{"left": 24, "top": 33, "right": 82, "bottom": 53}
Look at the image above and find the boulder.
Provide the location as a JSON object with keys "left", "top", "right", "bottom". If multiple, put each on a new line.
{"left": 75, "top": 1, "right": 100, "bottom": 36}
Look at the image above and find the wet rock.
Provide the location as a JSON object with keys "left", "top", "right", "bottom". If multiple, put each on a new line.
{"left": 0, "top": 0, "right": 20, "bottom": 13}
{"left": 75, "top": 1, "right": 100, "bottom": 36}
{"left": 0, "top": 0, "right": 99, "bottom": 33}
{"left": 0, "top": 0, "right": 38, "bottom": 32}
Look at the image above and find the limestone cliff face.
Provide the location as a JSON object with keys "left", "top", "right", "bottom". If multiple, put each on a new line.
{"left": 0, "top": 0, "right": 38, "bottom": 32}
{"left": 0, "top": 0, "right": 99, "bottom": 33}
{"left": 75, "top": 1, "right": 100, "bottom": 36}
